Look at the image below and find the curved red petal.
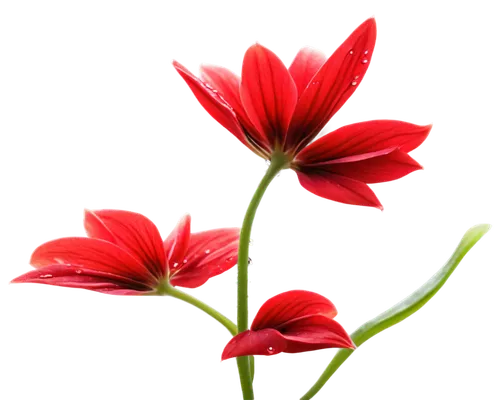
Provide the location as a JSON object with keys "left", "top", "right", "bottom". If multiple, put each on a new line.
{"left": 200, "top": 65, "right": 270, "bottom": 155}
{"left": 163, "top": 214, "right": 191, "bottom": 274}
{"left": 85, "top": 209, "right": 166, "bottom": 279}
{"left": 286, "top": 18, "right": 377, "bottom": 153}
{"left": 173, "top": 61, "right": 251, "bottom": 149}
{"left": 280, "top": 315, "right": 355, "bottom": 352}
{"left": 296, "top": 169, "right": 383, "bottom": 209}
{"left": 288, "top": 47, "right": 327, "bottom": 98}
{"left": 221, "top": 329, "right": 287, "bottom": 360}
{"left": 303, "top": 148, "right": 423, "bottom": 183}
{"left": 169, "top": 228, "right": 239, "bottom": 288}
{"left": 30, "top": 237, "right": 157, "bottom": 286}
{"left": 240, "top": 44, "right": 298, "bottom": 148}
{"left": 11, "top": 265, "right": 153, "bottom": 295}
{"left": 297, "top": 120, "right": 432, "bottom": 164}
{"left": 251, "top": 290, "right": 337, "bottom": 330}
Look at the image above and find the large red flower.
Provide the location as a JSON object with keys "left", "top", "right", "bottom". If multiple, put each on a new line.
{"left": 221, "top": 290, "right": 354, "bottom": 360}
{"left": 174, "top": 18, "right": 431, "bottom": 209}
{"left": 12, "top": 209, "right": 240, "bottom": 295}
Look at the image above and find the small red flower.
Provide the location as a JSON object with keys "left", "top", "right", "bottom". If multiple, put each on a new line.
{"left": 12, "top": 209, "right": 240, "bottom": 295}
{"left": 174, "top": 18, "right": 431, "bottom": 209}
{"left": 221, "top": 290, "right": 354, "bottom": 360}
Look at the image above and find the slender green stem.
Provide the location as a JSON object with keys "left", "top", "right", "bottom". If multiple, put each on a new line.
{"left": 236, "top": 152, "right": 289, "bottom": 400}
{"left": 299, "top": 223, "right": 492, "bottom": 400}
{"left": 164, "top": 283, "right": 238, "bottom": 336}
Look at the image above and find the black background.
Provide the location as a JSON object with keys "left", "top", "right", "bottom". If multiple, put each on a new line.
{"left": 4, "top": 3, "right": 497, "bottom": 400}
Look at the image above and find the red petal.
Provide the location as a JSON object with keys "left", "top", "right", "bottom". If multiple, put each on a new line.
{"left": 297, "top": 120, "right": 432, "bottom": 163}
{"left": 240, "top": 44, "right": 298, "bottom": 148}
{"left": 288, "top": 47, "right": 327, "bottom": 98}
{"left": 251, "top": 290, "right": 337, "bottom": 330}
{"left": 286, "top": 18, "right": 377, "bottom": 153}
{"left": 169, "top": 228, "right": 239, "bottom": 288}
{"left": 163, "top": 214, "right": 191, "bottom": 273}
{"left": 11, "top": 265, "right": 153, "bottom": 295}
{"left": 280, "top": 315, "right": 355, "bottom": 352}
{"left": 30, "top": 237, "right": 157, "bottom": 286}
{"left": 303, "top": 148, "right": 423, "bottom": 183}
{"left": 221, "top": 329, "right": 287, "bottom": 360}
{"left": 200, "top": 65, "right": 270, "bottom": 155}
{"left": 173, "top": 61, "right": 251, "bottom": 149}
{"left": 296, "top": 169, "right": 383, "bottom": 209}
{"left": 84, "top": 210, "right": 166, "bottom": 279}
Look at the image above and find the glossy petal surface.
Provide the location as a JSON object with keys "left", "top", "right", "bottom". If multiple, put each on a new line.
{"left": 296, "top": 170, "right": 383, "bottom": 209}
{"left": 288, "top": 47, "right": 327, "bottom": 98}
{"left": 252, "top": 290, "right": 337, "bottom": 330}
{"left": 286, "top": 18, "right": 377, "bottom": 152}
{"left": 12, "top": 264, "right": 152, "bottom": 295}
{"left": 173, "top": 61, "right": 250, "bottom": 148}
{"left": 164, "top": 214, "right": 191, "bottom": 274}
{"left": 241, "top": 44, "right": 298, "bottom": 147}
{"left": 30, "top": 237, "right": 158, "bottom": 286}
{"left": 223, "top": 290, "right": 354, "bottom": 360}
{"left": 302, "top": 148, "right": 423, "bottom": 184}
{"left": 84, "top": 209, "right": 165, "bottom": 278}
{"left": 200, "top": 65, "right": 269, "bottom": 153}
{"left": 221, "top": 329, "right": 287, "bottom": 360}
{"left": 169, "top": 228, "right": 239, "bottom": 288}
{"left": 297, "top": 120, "right": 432, "bottom": 163}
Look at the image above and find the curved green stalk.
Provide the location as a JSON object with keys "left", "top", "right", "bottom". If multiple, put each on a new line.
{"left": 164, "top": 283, "right": 237, "bottom": 335}
{"left": 301, "top": 224, "right": 491, "bottom": 400}
{"left": 236, "top": 153, "right": 289, "bottom": 400}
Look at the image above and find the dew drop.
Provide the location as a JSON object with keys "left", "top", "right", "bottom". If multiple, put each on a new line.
{"left": 364, "top": 50, "right": 369, "bottom": 55}
{"left": 348, "top": 50, "right": 354, "bottom": 55}
{"left": 39, "top": 274, "right": 53, "bottom": 279}
{"left": 226, "top": 257, "right": 234, "bottom": 262}
{"left": 173, "top": 262, "right": 179, "bottom": 268}
{"left": 361, "top": 59, "right": 368, "bottom": 64}
{"left": 205, "top": 249, "right": 211, "bottom": 254}
{"left": 351, "top": 81, "right": 358, "bottom": 86}
{"left": 354, "top": 75, "right": 359, "bottom": 79}
{"left": 183, "top": 259, "right": 188, "bottom": 264}
{"left": 267, "top": 346, "right": 275, "bottom": 354}
{"left": 75, "top": 269, "right": 82, "bottom": 274}
{"left": 311, "top": 81, "right": 319, "bottom": 85}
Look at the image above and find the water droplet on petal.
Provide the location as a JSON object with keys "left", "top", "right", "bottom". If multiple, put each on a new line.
{"left": 39, "top": 274, "right": 53, "bottom": 279}
{"left": 349, "top": 50, "right": 354, "bottom": 55}
{"left": 183, "top": 259, "right": 188, "bottom": 264}
{"left": 361, "top": 59, "right": 368, "bottom": 64}
{"left": 267, "top": 346, "right": 275, "bottom": 354}
{"left": 173, "top": 262, "right": 179, "bottom": 268}
{"left": 351, "top": 81, "right": 358, "bottom": 86}
{"left": 226, "top": 257, "right": 234, "bottom": 262}
{"left": 364, "top": 50, "right": 369, "bottom": 55}
{"left": 205, "top": 249, "right": 211, "bottom": 254}
{"left": 354, "top": 75, "right": 359, "bottom": 79}
{"left": 75, "top": 270, "right": 82, "bottom": 274}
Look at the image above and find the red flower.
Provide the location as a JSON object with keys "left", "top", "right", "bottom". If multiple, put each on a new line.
{"left": 12, "top": 210, "right": 240, "bottom": 295}
{"left": 174, "top": 18, "right": 431, "bottom": 209}
{"left": 221, "top": 290, "right": 354, "bottom": 360}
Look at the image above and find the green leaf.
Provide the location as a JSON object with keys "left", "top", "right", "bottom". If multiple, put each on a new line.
{"left": 299, "top": 223, "right": 493, "bottom": 400}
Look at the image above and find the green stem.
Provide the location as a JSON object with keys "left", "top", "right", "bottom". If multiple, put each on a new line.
{"left": 236, "top": 152, "right": 289, "bottom": 400}
{"left": 299, "top": 223, "right": 492, "bottom": 400}
{"left": 164, "top": 283, "right": 237, "bottom": 336}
